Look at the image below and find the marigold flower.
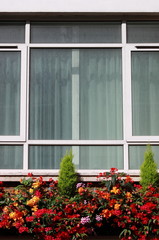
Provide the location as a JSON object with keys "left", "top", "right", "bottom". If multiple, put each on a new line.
{"left": 110, "top": 186, "right": 120, "bottom": 194}
{"left": 78, "top": 187, "right": 85, "bottom": 195}
{"left": 32, "top": 181, "right": 41, "bottom": 189}
{"left": 9, "top": 211, "right": 23, "bottom": 221}
{"left": 29, "top": 188, "right": 34, "bottom": 194}
{"left": 114, "top": 203, "right": 120, "bottom": 210}
{"left": 9, "top": 212, "right": 17, "bottom": 219}
{"left": 101, "top": 209, "right": 112, "bottom": 218}
{"left": 126, "top": 192, "right": 132, "bottom": 198}
{"left": 14, "top": 190, "right": 20, "bottom": 195}
{"left": 27, "top": 196, "right": 40, "bottom": 207}
{"left": 13, "top": 202, "right": 18, "bottom": 207}
{"left": 3, "top": 206, "right": 10, "bottom": 213}
{"left": 102, "top": 192, "right": 110, "bottom": 200}
{"left": 31, "top": 205, "right": 38, "bottom": 212}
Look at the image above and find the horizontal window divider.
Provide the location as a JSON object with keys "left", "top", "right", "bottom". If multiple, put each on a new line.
{"left": 126, "top": 140, "right": 159, "bottom": 144}
{"left": 0, "top": 46, "right": 18, "bottom": 49}
{"left": 27, "top": 140, "right": 125, "bottom": 145}
{"left": 0, "top": 137, "right": 26, "bottom": 142}
{"left": 0, "top": 142, "right": 25, "bottom": 145}
{"left": 29, "top": 44, "right": 123, "bottom": 48}
{"left": 136, "top": 46, "right": 159, "bottom": 49}
{"left": 128, "top": 43, "right": 159, "bottom": 47}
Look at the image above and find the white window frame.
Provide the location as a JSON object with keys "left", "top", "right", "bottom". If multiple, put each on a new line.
{"left": 125, "top": 45, "right": 159, "bottom": 142}
{"left": 0, "top": 45, "right": 27, "bottom": 141}
{"left": 0, "top": 21, "right": 159, "bottom": 180}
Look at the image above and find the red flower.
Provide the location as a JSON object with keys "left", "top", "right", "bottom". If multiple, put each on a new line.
{"left": 26, "top": 216, "right": 34, "bottom": 222}
{"left": 140, "top": 202, "right": 156, "bottom": 213}
{"left": 18, "top": 227, "right": 29, "bottom": 233}
{"left": 27, "top": 172, "right": 33, "bottom": 177}
{"left": 110, "top": 168, "right": 118, "bottom": 173}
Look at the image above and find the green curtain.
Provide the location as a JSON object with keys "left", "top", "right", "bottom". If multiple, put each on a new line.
{"left": 0, "top": 52, "right": 20, "bottom": 135}
{"left": 132, "top": 51, "right": 159, "bottom": 135}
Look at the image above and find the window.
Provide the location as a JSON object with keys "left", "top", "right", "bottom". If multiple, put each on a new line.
{"left": 0, "top": 21, "right": 158, "bottom": 178}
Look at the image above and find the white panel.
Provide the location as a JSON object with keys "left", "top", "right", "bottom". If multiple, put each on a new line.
{"left": 0, "top": 0, "right": 159, "bottom": 13}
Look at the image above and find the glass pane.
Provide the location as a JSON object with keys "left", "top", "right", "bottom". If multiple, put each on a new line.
{"left": 29, "top": 48, "right": 122, "bottom": 140}
{"left": 29, "top": 145, "right": 123, "bottom": 170}
{"left": 0, "top": 22, "right": 25, "bottom": 43}
{"left": 0, "top": 52, "right": 21, "bottom": 135}
{"left": 132, "top": 51, "right": 159, "bottom": 135}
{"left": 0, "top": 145, "right": 23, "bottom": 169}
{"left": 29, "top": 49, "right": 72, "bottom": 140}
{"left": 29, "top": 146, "right": 71, "bottom": 169}
{"left": 129, "top": 145, "right": 159, "bottom": 169}
{"left": 80, "top": 49, "right": 123, "bottom": 140}
{"left": 80, "top": 146, "right": 123, "bottom": 169}
{"left": 31, "top": 22, "right": 121, "bottom": 43}
{"left": 127, "top": 21, "right": 159, "bottom": 43}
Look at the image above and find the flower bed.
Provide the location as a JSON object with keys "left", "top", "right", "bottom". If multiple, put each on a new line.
{"left": 0, "top": 169, "right": 158, "bottom": 240}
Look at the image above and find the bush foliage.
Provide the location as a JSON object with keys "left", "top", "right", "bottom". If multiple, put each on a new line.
{"left": 140, "top": 145, "right": 159, "bottom": 189}
{"left": 58, "top": 151, "right": 78, "bottom": 197}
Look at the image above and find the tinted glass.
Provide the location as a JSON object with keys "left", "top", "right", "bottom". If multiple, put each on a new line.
{"left": 31, "top": 22, "right": 121, "bottom": 43}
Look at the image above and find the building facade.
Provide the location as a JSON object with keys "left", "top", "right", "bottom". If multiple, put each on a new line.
{"left": 0, "top": 0, "right": 159, "bottom": 181}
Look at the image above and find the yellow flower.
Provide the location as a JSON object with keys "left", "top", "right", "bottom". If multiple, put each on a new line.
{"left": 32, "top": 205, "right": 38, "bottom": 212}
{"left": 13, "top": 202, "right": 18, "bottom": 207}
{"left": 27, "top": 196, "right": 40, "bottom": 207}
{"left": 32, "top": 181, "right": 41, "bottom": 189}
{"left": 126, "top": 192, "right": 132, "bottom": 199}
{"left": 9, "top": 212, "right": 17, "bottom": 220}
{"left": 110, "top": 187, "right": 120, "bottom": 194}
{"left": 29, "top": 188, "right": 34, "bottom": 194}
{"left": 14, "top": 190, "right": 19, "bottom": 195}
{"left": 114, "top": 203, "right": 120, "bottom": 210}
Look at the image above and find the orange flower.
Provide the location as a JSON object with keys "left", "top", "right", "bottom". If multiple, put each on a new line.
{"left": 109, "top": 199, "right": 117, "bottom": 207}
{"left": 27, "top": 196, "right": 40, "bottom": 207}
{"left": 13, "top": 202, "right": 18, "bottom": 207}
{"left": 102, "top": 192, "right": 110, "bottom": 200}
{"left": 114, "top": 204, "right": 120, "bottom": 210}
{"left": 9, "top": 211, "right": 23, "bottom": 221}
{"left": 32, "top": 205, "right": 38, "bottom": 212}
{"left": 9, "top": 212, "right": 17, "bottom": 219}
{"left": 32, "top": 181, "right": 41, "bottom": 189}
{"left": 3, "top": 206, "right": 10, "bottom": 213}
{"left": 110, "top": 187, "right": 120, "bottom": 194}
{"left": 78, "top": 187, "right": 85, "bottom": 195}
{"left": 126, "top": 192, "right": 132, "bottom": 199}
{"left": 101, "top": 209, "right": 112, "bottom": 218}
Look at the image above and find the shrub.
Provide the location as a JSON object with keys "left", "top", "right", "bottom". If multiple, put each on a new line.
{"left": 58, "top": 150, "right": 78, "bottom": 197}
{"left": 140, "top": 145, "right": 159, "bottom": 189}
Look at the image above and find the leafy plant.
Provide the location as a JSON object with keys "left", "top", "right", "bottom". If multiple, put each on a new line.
{"left": 97, "top": 168, "right": 134, "bottom": 192}
{"left": 140, "top": 145, "right": 159, "bottom": 189}
{"left": 58, "top": 150, "right": 78, "bottom": 197}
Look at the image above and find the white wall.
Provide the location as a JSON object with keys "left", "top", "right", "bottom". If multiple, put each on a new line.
{"left": 0, "top": 0, "right": 159, "bottom": 13}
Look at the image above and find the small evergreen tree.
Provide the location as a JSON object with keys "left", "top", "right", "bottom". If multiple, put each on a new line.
{"left": 140, "top": 145, "right": 158, "bottom": 189}
{"left": 58, "top": 150, "right": 78, "bottom": 197}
